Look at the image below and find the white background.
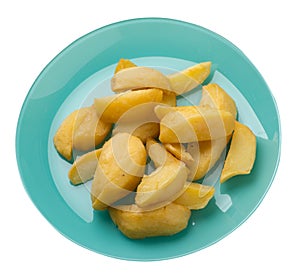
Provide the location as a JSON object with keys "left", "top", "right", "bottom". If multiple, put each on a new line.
{"left": 1, "top": 0, "right": 299, "bottom": 276}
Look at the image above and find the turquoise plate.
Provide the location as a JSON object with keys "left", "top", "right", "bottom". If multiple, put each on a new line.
{"left": 16, "top": 18, "right": 281, "bottom": 261}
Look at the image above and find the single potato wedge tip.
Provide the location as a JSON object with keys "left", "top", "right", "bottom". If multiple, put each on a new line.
{"left": 200, "top": 83, "right": 237, "bottom": 118}
{"left": 114, "top": 58, "right": 137, "bottom": 73}
{"left": 168, "top": 61, "right": 211, "bottom": 95}
{"left": 220, "top": 121, "right": 256, "bottom": 183}
{"left": 174, "top": 182, "right": 215, "bottom": 209}
{"left": 68, "top": 148, "right": 102, "bottom": 185}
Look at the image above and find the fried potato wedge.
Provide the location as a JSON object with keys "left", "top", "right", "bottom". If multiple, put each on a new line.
{"left": 168, "top": 61, "right": 211, "bottom": 95}
{"left": 200, "top": 83, "right": 237, "bottom": 118}
{"left": 111, "top": 66, "right": 171, "bottom": 93}
{"left": 68, "top": 148, "right": 102, "bottom": 185}
{"left": 91, "top": 133, "right": 147, "bottom": 210}
{"left": 157, "top": 106, "right": 235, "bottom": 143}
{"left": 164, "top": 143, "right": 194, "bottom": 164}
{"left": 53, "top": 106, "right": 111, "bottom": 161}
{"left": 108, "top": 203, "right": 191, "bottom": 239}
{"left": 174, "top": 183, "right": 215, "bottom": 209}
{"left": 114, "top": 58, "right": 137, "bottom": 73}
{"left": 187, "top": 136, "right": 230, "bottom": 180}
{"left": 135, "top": 160, "right": 187, "bottom": 209}
{"left": 220, "top": 121, "right": 256, "bottom": 183}
{"left": 94, "top": 88, "right": 163, "bottom": 123}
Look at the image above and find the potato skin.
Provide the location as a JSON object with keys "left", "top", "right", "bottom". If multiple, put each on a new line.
{"left": 108, "top": 203, "right": 191, "bottom": 239}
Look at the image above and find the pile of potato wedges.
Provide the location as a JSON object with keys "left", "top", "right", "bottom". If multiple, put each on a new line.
{"left": 54, "top": 59, "right": 256, "bottom": 239}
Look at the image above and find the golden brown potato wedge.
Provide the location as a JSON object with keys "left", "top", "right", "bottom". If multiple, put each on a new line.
{"left": 91, "top": 133, "right": 147, "bottom": 210}
{"left": 168, "top": 61, "right": 211, "bottom": 95}
{"left": 53, "top": 106, "right": 111, "bottom": 161}
{"left": 157, "top": 106, "right": 235, "bottom": 143}
{"left": 111, "top": 66, "right": 171, "bottom": 93}
{"left": 114, "top": 58, "right": 137, "bottom": 73}
{"left": 94, "top": 88, "right": 163, "bottom": 123}
{"left": 186, "top": 136, "right": 230, "bottom": 180}
{"left": 68, "top": 148, "right": 102, "bottom": 185}
{"left": 108, "top": 203, "right": 191, "bottom": 239}
{"left": 200, "top": 83, "right": 237, "bottom": 118}
{"left": 135, "top": 160, "right": 188, "bottom": 210}
{"left": 220, "top": 121, "right": 256, "bottom": 183}
{"left": 174, "top": 182, "right": 215, "bottom": 209}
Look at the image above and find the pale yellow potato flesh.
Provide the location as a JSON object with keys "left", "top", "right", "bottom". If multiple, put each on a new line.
{"left": 157, "top": 106, "right": 235, "bottom": 143}
{"left": 200, "top": 83, "right": 237, "bottom": 118}
{"left": 135, "top": 160, "right": 188, "bottom": 210}
{"left": 53, "top": 106, "right": 111, "bottom": 161}
{"left": 154, "top": 105, "right": 176, "bottom": 120}
{"left": 174, "top": 182, "right": 215, "bottom": 209}
{"left": 68, "top": 148, "right": 102, "bottom": 185}
{"left": 72, "top": 106, "right": 112, "bottom": 151}
{"left": 187, "top": 136, "right": 230, "bottom": 181}
{"left": 220, "top": 121, "right": 256, "bottom": 183}
{"left": 168, "top": 62, "right": 211, "bottom": 95}
{"left": 146, "top": 138, "right": 178, "bottom": 168}
{"left": 91, "top": 133, "right": 147, "bottom": 210}
{"left": 140, "top": 137, "right": 216, "bottom": 208}
{"left": 114, "top": 59, "right": 176, "bottom": 106}
{"left": 111, "top": 66, "right": 171, "bottom": 93}
{"left": 111, "top": 101, "right": 160, "bottom": 143}
{"left": 164, "top": 143, "right": 194, "bottom": 164}
{"left": 113, "top": 122, "right": 160, "bottom": 144}
{"left": 114, "top": 58, "right": 137, "bottom": 73}
{"left": 94, "top": 88, "right": 163, "bottom": 123}
{"left": 108, "top": 203, "right": 191, "bottom": 239}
